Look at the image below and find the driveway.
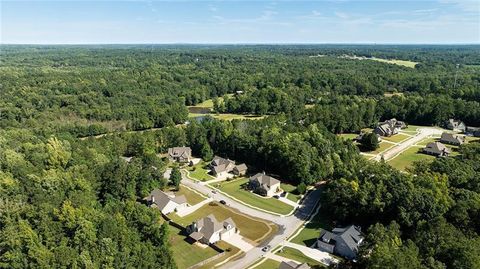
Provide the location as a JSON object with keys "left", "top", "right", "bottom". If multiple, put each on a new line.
{"left": 282, "top": 241, "right": 339, "bottom": 266}
{"left": 223, "top": 233, "right": 255, "bottom": 252}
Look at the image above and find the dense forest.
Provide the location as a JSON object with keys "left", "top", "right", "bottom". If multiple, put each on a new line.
{"left": 1, "top": 45, "right": 479, "bottom": 268}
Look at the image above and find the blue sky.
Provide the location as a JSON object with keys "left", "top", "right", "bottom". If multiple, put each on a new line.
{"left": 1, "top": 0, "right": 479, "bottom": 44}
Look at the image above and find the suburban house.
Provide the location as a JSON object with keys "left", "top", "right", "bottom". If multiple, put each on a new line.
{"left": 186, "top": 214, "right": 237, "bottom": 244}
{"left": 374, "top": 118, "right": 406, "bottom": 137}
{"left": 466, "top": 126, "right": 480, "bottom": 137}
{"left": 423, "top": 142, "right": 451, "bottom": 157}
{"left": 446, "top": 119, "right": 466, "bottom": 132}
{"left": 279, "top": 261, "right": 311, "bottom": 269}
{"left": 315, "top": 225, "right": 364, "bottom": 260}
{"left": 145, "top": 189, "right": 188, "bottom": 215}
{"left": 210, "top": 156, "right": 236, "bottom": 178}
{"left": 233, "top": 163, "right": 248, "bottom": 176}
{"left": 248, "top": 173, "right": 281, "bottom": 197}
{"left": 168, "top": 147, "right": 192, "bottom": 163}
{"left": 353, "top": 132, "right": 381, "bottom": 142}
{"left": 440, "top": 132, "right": 465, "bottom": 146}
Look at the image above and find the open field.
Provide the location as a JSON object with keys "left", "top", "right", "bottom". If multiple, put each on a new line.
{"left": 187, "top": 162, "right": 215, "bottom": 181}
{"left": 217, "top": 178, "right": 294, "bottom": 215}
{"left": 370, "top": 57, "right": 418, "bottom": 68}
{"left": 381, "top": 133, "right": 411, "bottom": 143}
{"left": 291, "top": 208, "right": 332, "bottom": 247}
{"left": 387, "top": 146, "right": 435, "bottom": 171}
{"left": 168, "top": 223, "right": 220, "bottom": 269}
{"left": 281, "top": 183, "right": 301, "bottom": 203}
{"left": 175, "top": 186, "right": 207, "bottom": 205}
{"left": 252, "top": 259, "right": 281, "bottom": 269}
{"left": 169, "top": 202, "right": 277, "bottom": 242}
{"left": 276, "top": 247, "right": 326, "bottom": 267}
{"left": 188, "top": 113, "right": 265, "bottom": 121}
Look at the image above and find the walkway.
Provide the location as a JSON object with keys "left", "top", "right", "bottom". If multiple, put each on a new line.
{"left": 278, "top": 196, "right": 299, "bottom": 208}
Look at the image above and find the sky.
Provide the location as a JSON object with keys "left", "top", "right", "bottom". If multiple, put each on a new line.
{"left": 1, "top": 0, "right": 479, "bottom": 44}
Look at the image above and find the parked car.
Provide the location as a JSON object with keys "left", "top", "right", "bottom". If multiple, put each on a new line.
{"left": 219, "top": 200, "right": 227, "bottom": 205}
{"left": 273, "top": 195, "right": 279, "bottom": 199}
{"left": 262, "top": 245, "right": 271, "bottom": 252}
{"left": 212, "top": 190, "right": 217, "bottom": 194}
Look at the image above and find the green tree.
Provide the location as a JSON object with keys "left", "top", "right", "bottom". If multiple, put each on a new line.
{"left": 169, "top": 166, "right": 181, "bottom": 190}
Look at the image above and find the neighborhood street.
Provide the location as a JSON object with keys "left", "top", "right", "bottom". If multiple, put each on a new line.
{"left": 180, "top": 175, "right": 324, "bottom": 269}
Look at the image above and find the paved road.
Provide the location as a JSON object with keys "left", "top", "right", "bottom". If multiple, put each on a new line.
{"left": 180, "top": 173, "right": 322, "bottom": 269}
{"left": 374, "top": 127, "right": 444, "bottom": 161}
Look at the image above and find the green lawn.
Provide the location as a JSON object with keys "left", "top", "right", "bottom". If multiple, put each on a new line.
{"left": 217, "top": 178, "right": 294, "bottom": 215}
{"left": 189, "top": 99, "right": 214, "bottom": 109}
{"left": 276, "top": 247, "right": 326, "bottom": 268}
{"left": 337, "top": 133, "right": 358, "bottom": 140}
{"left": 197, "top": 241, "right": 242, "bottom": 269}
{"left": 381, "top": 133, "right": 411, "bottom": 143}
{"left": 415, "top": 137, "right": 440, "bottom": 147}
{"left": 291, "top": 208, "right": 332, "bottom": 247}
{"left": 252, "top": 259, "right": 282, "bottom": 269}
{"left": 169, "top": 202, "right": 277, "bottom": 243}
{"left": 387, "top": 147, "right": 435, "bottom": 171}
{"left": 168, "top": 223, "right": 220, "bottom": 269}
{"left": 281, "top": 183, "right": 301, "bottom": 203}
{"left": 466, "top": 136, "right": 480, "bottom": 143}
{"left": 188, "top": 113, "right": 265, "bottom": 121}
{"left": 187, "top": 162, "right": 215, "bottom": 182}
{"left": 402, "top": 125, "right": 425, "bottom": 132}
{"left": 175, "top": 186, "right": 206, "bottom": 205}
{"left": 364, "top": 141, "right": 395, "bottom": 155}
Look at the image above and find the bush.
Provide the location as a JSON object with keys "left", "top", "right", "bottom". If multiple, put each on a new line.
{"left": 296, "top": 183, "right": 307, "bottom": 194}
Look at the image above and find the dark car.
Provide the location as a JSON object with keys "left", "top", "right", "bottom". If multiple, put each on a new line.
{"left": 262, "top": 245, "right": 271, "bottom": 252}
{"left": 273, "top": 195, "right": 280, "bottom": 199}
{"left": 219, "top": 200, "right": 227, "bottom": 205}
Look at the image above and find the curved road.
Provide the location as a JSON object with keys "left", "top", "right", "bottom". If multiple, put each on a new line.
{"left": 181, "top": 175, "right": 322, "bottom": 269}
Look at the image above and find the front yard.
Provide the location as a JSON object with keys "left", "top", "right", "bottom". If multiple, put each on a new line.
{"left": 276, "top": 247, "right": 326, "bottom": 268}
{"left": 252, "top": 259, "right": 281, "bottom": 269}
{"left": 186, "top": 162, "right": 215, "bottom": 181}
{"left": 216, "top": 178, "right": 294, "bottom": 215}
{"left": 175, "top": 186, "right": 207, "bottom": 205}
{"left": 281, "top": 183, "right": 301, "bottom": 203}
{"left": 291, "top": 206, "right": 332, "bottom": 247}
{"left": 169, "top": 201, "right": 277, "bottom": 243}
{"left": 381, "top": 133, "right": 411, "bottom": 143}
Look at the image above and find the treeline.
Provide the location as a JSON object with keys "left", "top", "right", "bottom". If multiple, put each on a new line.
{"left": 323, "top": 143, "right": 480, "bottom": 269}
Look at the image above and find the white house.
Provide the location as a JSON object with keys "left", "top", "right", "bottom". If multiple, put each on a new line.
{"left": 186, "top": 214, "right": 237, "bottom": 244}
{"left": 248, "top": 173, "right": 281, "bottom": 197}
{"left": 146, "top": 189, "right": 188, "bottom": 215}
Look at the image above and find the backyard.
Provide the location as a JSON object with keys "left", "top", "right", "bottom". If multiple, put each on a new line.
{"left": 216, "top": 178, "right": 294, "bottom": 215}
{"left": 169, "top": 202, "right": 277, "bottom": 243}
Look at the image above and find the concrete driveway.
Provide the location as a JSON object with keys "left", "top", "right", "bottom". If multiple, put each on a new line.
{"left": 223, "top": 233, "right": 255, "bottom": 252}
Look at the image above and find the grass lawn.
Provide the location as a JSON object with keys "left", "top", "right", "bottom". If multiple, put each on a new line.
{"left": 381, "top": 133, "right": 411, "bottom": 143}
{"left": 175, "top": 186, "right": 206, "bottom": 205}
{"left": 252, "top": 259, "right": 282, "bottom": 269}
{"left": 291, "top": 208, "right": 332, "bottom": 247}
{"left": 217, "top": 178, "right": 294, "bottom": 215}
{"left": 466, "top": 136, "right": 480, "bottom": 143}
{"left": 363, "top": 141, "right": 395, "bottom": 155}
{"left": 187, "top": 162, "right": 215, "bottom": 182}
{"left": 189, "top": 99, "right": 214, "bottom": 109}
{"left": 281, "top": 183, "right": 301, "bottom": 203}
{"left": 415, "top": 137, "right": 440, "bottom": 147}
{"left": 337, "top": 133, "right": 358, "bottom": 140}
{"left": 188, "top": 113, "right": 265, "bottom": 121}
{"left": 169, "top": 202, "right": 277, "bottom": 243}
{"left": 387, "top": 147, "right": 435, "bottom": 171}
{"left": 402, "top": 125, "right": 425, "bottom": 132}
{"left": 276, "top": 247, "right": 326, "bottom": 268}
{"left": 197, "top": 241, "right": 242, "bottom": 269}
{"left": 168, "top": 223, "right": 220, "bottom": 269}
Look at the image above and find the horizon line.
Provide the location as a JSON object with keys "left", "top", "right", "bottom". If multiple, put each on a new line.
{"left": 2, "top": 42, "right": 480, "bottom": 46}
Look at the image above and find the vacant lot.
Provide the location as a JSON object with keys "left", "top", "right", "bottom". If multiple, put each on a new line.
{"left": 370, "top": 57, "right": 418, "bottom": 68}
{"left": 217, "top": 178, "right": 294, "bottom": 215}
{"left": 169, "top": 202, "right": 277, "bottom": 243}
{"left": 291, "top": 208, "right": 332, "bottom": 247}
{"left": 387, "top": 147, "right": 435, "bottom": 171}
{"left": 337, "top": 133, "right": 358, "bottom": 140}
{"left": 363, "top": 141, "right": 395, "bottom": 155}
{"left": 276, "top": 247, "right": 326, "bottom": 268}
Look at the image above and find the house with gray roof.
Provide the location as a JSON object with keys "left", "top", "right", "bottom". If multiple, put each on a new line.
{"left": 186, "top": 214, "right": 237, "bottom": 244}
{"left": 466, "top": 126, "right": 480, "bottom": 137}
{"left": 168, "top": 147, "right": 192, "bottom": 163}
{"left": 210, "top": 156, "right": 236, "bottom": 178}
{"left": 145, "top": 189, "right": 188, "bottom": 215}
{"left": 374, "top": 118, "right": 406, "bottom": 137}
{"left": 279, "top": 261, "right": 311, "bottom": 269}
{"left": 440, "top": 132, "right": 465, "bottom": 146}
{"left": 315, "top": 225, "right": 364, "bottom": 260}
{"left": 248, "top": 172, "right": 281, "bottom": 197}
{"left": 446, "top": 119, "right": 466, "bottom": 132}
{"left": 423, "top": 142, "right": 451, "bottom": 157}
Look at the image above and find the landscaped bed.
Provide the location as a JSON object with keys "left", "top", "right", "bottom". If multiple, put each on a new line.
{"left": 169, "top": 202, "right": 277, "bottom": 243}
{"left": 216, "top": 178, "right": 294, "bottom": 215}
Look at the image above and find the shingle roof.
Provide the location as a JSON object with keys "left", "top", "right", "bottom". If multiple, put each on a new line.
{"left": 424, "top": 142, "right": 451, "bottom": 155}
{"left": 147, "top": 189, "right": 187, "bottom": 210}
{"left": 250, "top": 173, "right": 280, "bottom": 187}
{"left": 168, "top": 147, "right": 192, "bottom": 158}
{"left": 234, "top": 163, "right": 248, "bottom": 172}
{"left": 440, "top": 132, "right": 465, "bottom": 144}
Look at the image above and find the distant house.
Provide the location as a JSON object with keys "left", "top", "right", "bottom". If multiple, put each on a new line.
{"left": 440, "top": 132, "right": 465, "bottom": 146}
{"left": 210, "top": 156, "right": 236, "bottom": 178}
{"left": 233, "top": 163, "right": 248, "bottom": 176}
{"left": 248, "top": 173, "right": 281, "bottom": 197}
{"left": 353, "top": 132, "right": 381, "bottom": 142}
{"left": 279, "top": 261, "right": 311, "bottom": 269}
{"left": 315, "top": 225, "right": 364, "bottom": 260}
{"left": 374, "top": 118, "right": 406, "bottom": 137}
{"left": 145, "top": 189, "right": 188, "bottom": 215}
{"left": 186, "top": 214, "right": 237, "bottom": 244}
{"left": 423, "top": 142, "right": 451, "bottom": 157}
{"left": 466, "top": 126, "right": 480, "bottom": 137}
{"left": 168, "top": 147, "right": 192, "bottom": 163}
{"left": 446, "top": 119, "right": 466, "bottom": 132}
